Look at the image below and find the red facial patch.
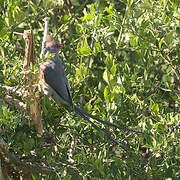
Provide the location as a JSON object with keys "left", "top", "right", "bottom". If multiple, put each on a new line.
{"left": 54, "top": 43, "right": 62, "bottom": 49}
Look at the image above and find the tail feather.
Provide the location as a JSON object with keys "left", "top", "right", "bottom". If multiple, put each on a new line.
{"left": 74, "top": 106, "right": 129, "bottom": 150}
{"left": 74, "top": 106, "right": 119, "bottom": 145}
{"left": 74, "top": 106, "right": 121, "bottom": 130}
{"left": 75, "top": 106, "right": 142, "bottom": 135}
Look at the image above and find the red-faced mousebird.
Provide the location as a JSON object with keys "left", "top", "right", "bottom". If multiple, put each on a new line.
{"left": 40, "top": 35, "right": 127, "bottom": 149}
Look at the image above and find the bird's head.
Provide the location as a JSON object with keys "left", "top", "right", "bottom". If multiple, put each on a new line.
{"left": 44, "top": 34, "right": 63, "bottom": 55}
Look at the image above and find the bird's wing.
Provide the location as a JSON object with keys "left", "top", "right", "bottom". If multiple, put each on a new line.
{"left": 54, "top": 53, "right": 72, "bottom": 98}
{"left": 41, "top": 57, "right": 72, "bottom": 107}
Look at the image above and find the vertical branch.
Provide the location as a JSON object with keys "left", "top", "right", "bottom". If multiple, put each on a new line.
{"left": 0, "top": 159, "right": 4, "bottom": 180}
{"left": 1, "top": 162, "right": 9, "bottom": 180}
{"left": 23, "top": 30, "right": 43, "bottom": 134}
{"left": 40, "top": 17, "right": 50, "bottom": 58}
{"left": 0, "top": 139, "right": 8, "bottom": 180}
{"left": 23, "top": 30, "right": 32, "bottom": 69}
{"left": 30, "top": 31, "right": 35, "bottom": 64}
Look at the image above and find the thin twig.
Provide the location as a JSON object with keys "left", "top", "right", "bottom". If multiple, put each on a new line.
{"left": 40, "top": 17, "right": 50, "bottom": 58}
{"left": 13, "top": 32, "right": 24, "bottom": 36}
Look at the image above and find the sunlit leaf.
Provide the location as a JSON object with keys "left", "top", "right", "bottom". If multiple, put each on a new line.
{"left": 159, "top": 37, "right": 164, "bottom": 49}
{"left": 104, "top": 86, "right": 109, "bottom": 102}
{"left": 111, "top": 64, "right": 117, "bottom": 76}
{"left": 103, "top": 69, "right": 109, "bottom": 85}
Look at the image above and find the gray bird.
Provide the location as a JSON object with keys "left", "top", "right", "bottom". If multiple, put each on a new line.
{"left": 39, "top": 41, "right": 125, "bottom": 147}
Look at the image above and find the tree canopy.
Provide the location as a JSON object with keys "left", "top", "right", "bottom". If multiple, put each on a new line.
{"left": 0, "top": 0, "right": 180, "bottom": 179}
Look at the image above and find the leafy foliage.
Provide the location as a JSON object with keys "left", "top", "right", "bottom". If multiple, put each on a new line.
{"left": 0, "top": 0, "right": 180, "bottom": 179}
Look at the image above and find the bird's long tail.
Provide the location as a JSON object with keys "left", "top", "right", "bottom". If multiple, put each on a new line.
{"left": 74, "top": 105, "right": 128, "bottom": 150}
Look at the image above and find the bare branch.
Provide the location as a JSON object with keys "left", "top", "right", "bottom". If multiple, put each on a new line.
{"left": 1, "top": 84, "right": 28, "bottom": 98}
{"left": 13, "top": 32, "right": 24, "bottom": 36}
{"left": 3, "top": 95, "right": 27, "bottom": 111}
{"left": 40, "top": 17, "right": 50, "bottom": 58}
{"left": 0, "top": 158, "right": 4, "bottom": 180}
{"left": 0, "top": 138, "right": 53, "bottom": 175}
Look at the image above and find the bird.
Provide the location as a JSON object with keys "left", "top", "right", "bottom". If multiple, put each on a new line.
{"left": 39, "top": 36, "right": 126, "bottom": 148}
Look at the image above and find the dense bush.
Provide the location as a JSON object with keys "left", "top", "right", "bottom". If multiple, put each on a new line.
{"left": 0, "top": 0, "right": 180, "bottom": 179}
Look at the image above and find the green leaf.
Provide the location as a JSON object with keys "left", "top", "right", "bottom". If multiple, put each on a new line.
{"left": 127, "top": 0, "right": 134, "bottom": 6}
{"left": 78, "top": 46, "right": 91, "bottom": 56}
{"left": 150, "top": 100, "right": 159, "bottom": 114}
{"left": 103, "top": 69, "right": 109, "bottom": 85}
{"left": 105, "top": 55, "right": 113, "bottom": 70}
{"left": 164, "top": 32, "right": 174, "bottom": 45}
{"left": 111, "top": 64, "right": 117, "bottom": 76}
{"left": 172, "top": 0, "right": 180, "bottom": 7}
{"left": 88, "top": 138, "right": 92, "bottom": 144}
{"left": 152, "top": 137, "right": 156, "bottom": 148}
{"left": 85, "top": 14, "right": 94, "bottom": 21}
{"left": 159, "top": 37, "right": 164, "bottom": 49}
{"left": 104, "top": 86, "right": 109, "bottom": 102}
{"left": 0, "top": 17, "right": 5, "bottom": 32}
{"left": 106, "top": 4, "right": 114, "bottom": 14}
{"left": 78, "top": 37, "right": 91, "bottom": 56}
{"left": 63, "top": 15, "right": 69, "bottom": 22}
{"left": 88, "top": 57, "right": 93, "bottom": 68}
{"left": 29, "top": 2, "right": 38, "bottom": 14}
{"left": 71, "top": 0, "right": 80, "bottom": 6}
{"left": 95, "top": 42, "right": 101, "bottom": 53}
{"left": 130, "top": 36, "right": 136, "bottom": 47}
{"left": 42, "top": 0, "right": 54, "bottom": 8}
{"left": 2, "top": 106, "right": 9, "bottom": 119}
{"left": 0, "top": 0, "right": 4, "bottom": 7}
{"left": 176, "top": 26, "right": 180, "bottom": 35}
{"left": 24, "top": 138, "right": 35, "bottom": 153}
